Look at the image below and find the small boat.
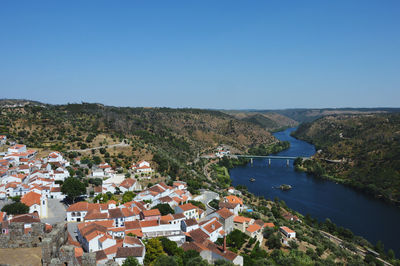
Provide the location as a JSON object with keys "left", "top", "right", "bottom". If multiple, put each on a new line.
{"left": 249, "top": 178, "right": 256, "bottom": 182}
{"left": 279, "top": 184, "right": 292, "bottom": 191}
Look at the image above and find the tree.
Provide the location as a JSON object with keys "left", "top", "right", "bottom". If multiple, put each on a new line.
{"left": 214, "top": 259, "right": 234, "bottom": 266}
{"left": 160, "top": 237, "right": 182, "bottom": 257}
{"left": 61, "top": 177, "right": 86, "bottom": 203}
{"left": 122, "top": 191, "right": 136, "bottom": 203}
{"left": 289, "top": 240, "right": 299, "bottom": 250}
{"left": 122, "top": 256, "right": 140, "bottom": 266}
{"left": 152, "top": 203, "right": 175, "bottom": 216}
{"left": 144, "top": 238, "right": 164, "bottom": 265}
{"left": 387, "top": 249, "right": 395, "bottom": 260}
{"left": 267, "top": 234, "right": 282, "bottom": 249}
{"left": 1, "top": 202, "right": 29, "bottom": 215}
{"left": 375, "top": 240, "right": 385, "bottom": 254}
{"left": 153, "top": 255, "right": 179, "bottom": 266}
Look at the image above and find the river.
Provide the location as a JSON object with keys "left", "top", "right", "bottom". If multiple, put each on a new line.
{"left": 229, "top": 127, "right": 400, "bottom": 255}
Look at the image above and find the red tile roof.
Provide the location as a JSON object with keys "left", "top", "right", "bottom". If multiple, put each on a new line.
{"left": 21, "top": 191, "right": 41, "bottom": 207}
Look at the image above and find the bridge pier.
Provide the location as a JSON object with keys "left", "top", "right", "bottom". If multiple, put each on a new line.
{"left": 250, "top": 158, "right": 253, "bottom": 166}
{"left": 286, "top": 159, "right": 289, "bottom": 167}
{"left": 268, "top": 158, "right": 271, "bottom": 166}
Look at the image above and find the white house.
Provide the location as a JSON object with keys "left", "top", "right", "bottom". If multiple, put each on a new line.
{"left": 115, "top": 246, "right": 145, "bottom": 265}
{"left": 174, "top": 203, "right": 200, "bottom": 220}
{"left": 280, "top": 226, "right": 296, "bottom": 238}
{"left": 8, "top": 144, "right": 27, "bottom": 154}
{"left": 20, "top": 191, "right": 48, "bottom": 218}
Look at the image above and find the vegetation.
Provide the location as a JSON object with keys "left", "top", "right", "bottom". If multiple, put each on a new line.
{"left": 122, "top": 257, "right": 140, "bottom": 266}
{"left": 61, "top": 177, "right": 86, "bottom": 203}
{"left": 0, "top": 100, "right": 276, "bottom": 194}
{"left": 151, "top": 203, "right": 175, "bottom": 215}
{"left": 1, "top": 202, "right": 29, "bottom": 215}
{"left": 293, "top": 113, "right": 400, "bottom": 203}
{"left": 248, "top": 141, "right": 290, "bottom": 156}
{"left": 144, "top": 237, "right": 209, "bottom": 266}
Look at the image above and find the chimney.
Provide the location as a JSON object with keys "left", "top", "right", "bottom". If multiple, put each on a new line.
{"left": 211, "top": 224, "right": 215, "bottom": 230}
{"left": 223, "top": 235, "right": 227, "bottom": 253}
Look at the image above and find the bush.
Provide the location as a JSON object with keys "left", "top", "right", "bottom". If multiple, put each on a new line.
{"left": 1, "top": 202, "right": 29, "bottom": 215}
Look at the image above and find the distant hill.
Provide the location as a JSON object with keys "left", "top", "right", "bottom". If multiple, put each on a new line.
{"left": 265, "top": 108, "right": 400, "bottom": 123}
{"left": 292, "top": 113, "right": 400, "bottom": 203}
{"left": 0, "top": 99, "right": 276, "bottom": 186}
{"left": 222, "top": 111, "right": 298, "bottom": 130}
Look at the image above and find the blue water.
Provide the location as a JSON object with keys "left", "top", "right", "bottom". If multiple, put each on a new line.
{"left": 230, "top": 127, "right": 400, "bottom": 255}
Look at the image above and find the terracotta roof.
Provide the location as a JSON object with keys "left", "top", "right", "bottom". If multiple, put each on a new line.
{"left": 159, "top": 196, "right": 173, "bottom": 203}
{"left": 188, "top": 228, "right": 209, "bottom": 243}
{"left": 264, "top": 222, "right": 275, "bottom": 228}
{"left": 120, "top": 178, "right": 136, "bottom": 188}
{"left": 184, "top": 218, "right": 198, "bottom": 227}
{"left": 103, "top": 242, "right": 123, "bottom": 256}
{"left": 160, "top": 214, "right": 174, "bottom": 222}
{"left": 216, "top": 208, "right": 233, "bottom": 219}
{"left": 233, "top": 216, "right": 252, "bottom": 224}
{"left": 116, "top": 247, "right": 144, "bottom": 258}
{"left": 75, "top": 247, "right": 83, "bottom": 258}
{"left": 171, "top": 213, "right": 185, "bottom": 220}
{"left": 123, "top": 236, "right": 143, "bottom": 246}
{"left": 139, "top": 220, "right": 158, "bottom": 228}
{"left": 125, "top": 220, "right": 141, "bottom": 230}
{"left": 121, "top": 208, "right": 135, "bottom": 217}
{"left": 202, "top": 219, "right": 222, "bottom": 234}
{"left": 246, "top": 224, "right": 262, "bottom": 233}
{"left": 225, "top": 195, "right": 243, "bottom": 205}
{"left": 85, "top": 210, "right": 109, "bottom": 220}
{"left": 50, "top": 187, "right": 61, "bottom": 192}
{"left": 141, "top": 209, "right": 161, "bottom": 217}
{"left": 280, "top": 226, "right": 295, "bottom": 234}
{"left": 181, "top": 241, "right": 206, "bottom": 253}
{"left": 108, "top": 208, "right": 124, "bottom": 219}
{"left": 125, "top": 229, "right": 143, "bottom": 238}
{"left": 85, "top": 230, "right": 103, "bottom": 241}
{"left": 219, "top": 201, "right": 238, "bottom": 209}
{"left": 21, "top": 191, "right": 41, "bottom": 207}
{"left": 178, "top": 203, "right": 197, "bottom": 212}
{"left": 95, "top": 250, "right": 107, "bottom": 262}
{"left": 67, "top": 202, "right": 90, "bottom": 212}
{"left": 99, "top": 234, "right": 113, "bottom": 243}
{"left": 10, "top": 213, "right": 40, "bottom": 223}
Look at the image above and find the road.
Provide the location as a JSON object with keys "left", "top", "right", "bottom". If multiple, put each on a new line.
{"left": 41, "top": 199, "right": 67, "bottom": 224}
{"left": 320, "top": 231, "right": 393, "bottom": 266}
{"left": 198, "top": 189, "right": 219, "bottom": 216}
{"left": 67, "top": 140, "right": 129, "bottom": 152}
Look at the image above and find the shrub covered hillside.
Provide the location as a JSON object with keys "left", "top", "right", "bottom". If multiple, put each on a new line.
{"left": 293, "top": 114, "right": 400, "bottom": 203}
{"left": 0, "top": 100, "right": 276, "bottom": 190}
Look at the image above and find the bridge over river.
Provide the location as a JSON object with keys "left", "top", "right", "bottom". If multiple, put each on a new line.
{"left": 228, "top": 154, "right": 310, "bottom": 166}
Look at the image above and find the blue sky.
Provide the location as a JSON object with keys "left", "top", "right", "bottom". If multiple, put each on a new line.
{"left": 1, "top": 1, "right": 399, "bottom": 109}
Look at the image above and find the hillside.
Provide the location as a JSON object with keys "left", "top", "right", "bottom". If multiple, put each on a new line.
{"left": 270, "top": 108, "right": 400, "bottom": 123}
{"left": 223, "top": 111, "right": 298, "bottom": 130}
{"left": 0, "top": 100, "right": 276, "bottom": 185}
{"left": 292, "top": 114, "right": 400, "bottom": 203}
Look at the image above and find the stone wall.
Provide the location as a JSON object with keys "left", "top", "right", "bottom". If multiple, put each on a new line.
{"left": 41, "top": 222, "right": 69, "bottom": 265}
{"left": 0, "top": 222, "right": 46, "bottom": 248}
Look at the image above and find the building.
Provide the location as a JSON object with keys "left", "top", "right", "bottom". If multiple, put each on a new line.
{"left": 20, "top": 191, "right": 48, "bottom": 218}
{"left": 208, "top": 208, "right": 234, "bottom": 234}
{"left": 174, "top": 203, "right": 200, "bottom": 220}
{"left": 115, "top": 246, "right": 145, "bottom": 265}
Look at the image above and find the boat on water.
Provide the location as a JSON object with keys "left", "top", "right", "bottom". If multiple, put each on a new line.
{"left": 279, "top": 184, "right": 292, "bottom": 191}
{"left": 249, "top": 178, "right": 256, "bottom": 182}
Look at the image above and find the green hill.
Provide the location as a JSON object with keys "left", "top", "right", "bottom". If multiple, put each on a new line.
{"left": 0, "top": 100, "right": 276, "bottom": 190}
{"left": 293, "top": 114, "right": 400, "bottom": 203}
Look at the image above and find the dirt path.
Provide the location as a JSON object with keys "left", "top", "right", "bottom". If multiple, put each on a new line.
{"left": 67, "top": 140, "right": 129, "bottom": 152}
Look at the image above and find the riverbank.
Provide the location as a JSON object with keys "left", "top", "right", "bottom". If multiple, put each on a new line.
{"left": 229, "top": 127, "right": 400, "bottom": 257}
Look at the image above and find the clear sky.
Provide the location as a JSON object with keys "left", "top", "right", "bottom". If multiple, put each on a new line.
{"left": 1, "top": 1, "right": 399, "bottom": 109}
